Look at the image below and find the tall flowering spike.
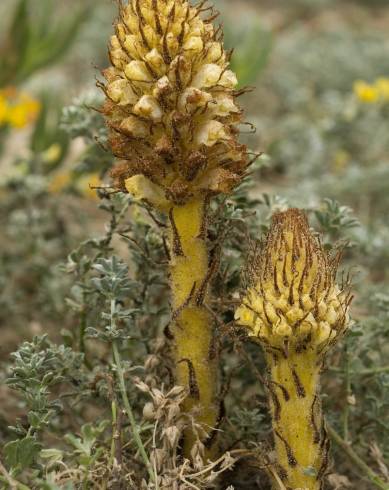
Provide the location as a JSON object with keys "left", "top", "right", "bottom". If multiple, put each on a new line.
{"left": 236, "top": 209, "right": 352, "bottom": 490}
{"left": 102, "top": 0, "right": 248, "bottom": 207}
{"left": 101, "top": 0, "right": 251, "bottom": 458}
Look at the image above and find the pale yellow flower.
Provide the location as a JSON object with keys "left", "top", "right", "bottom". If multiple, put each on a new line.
{"left": 375, "top": 77, "right": 389, "bottom": 101}
{"left": 48, "top": 171, "right": 72, "bottom": 194}
{"left": 332, "top": 149, "right": 350, "bottom": 174}
{"left": 77, "top": 173, "right": 102, "bottom": 200}
{"left": 42, "top": 144, "right": 62, "bottom": 164}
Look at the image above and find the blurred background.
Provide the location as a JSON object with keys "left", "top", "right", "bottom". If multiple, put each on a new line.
{"left": 0, "top": 0, "right": 388, "bottom": 485}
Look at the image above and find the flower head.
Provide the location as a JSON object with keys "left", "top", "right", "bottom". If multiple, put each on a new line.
{"left": 48, "top": 171, "right": 72, "bottom": 194}
{"left": 236, "top": 209, "right": 352, "bottom": 353}
{"left": 353, "top": 78, "right": 389, "bottom": 104}
{"left": 0, "top": 88, "right": 41, "bottom": 129}
{"left": 353, "top": 81, "right": 379, "bottom": 103}
{"left": 375, "top": 77, "right": 389, "bottom": 101}
{"left": 102, "top": 0, "right": 249, "bottom": 207}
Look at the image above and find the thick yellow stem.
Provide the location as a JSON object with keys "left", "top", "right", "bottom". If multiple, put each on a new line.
{"left": 169, "top": 198, "right": 218, "bottom": 457}
{"left": 267, "top": 351, "right": 327, "bottom": 490}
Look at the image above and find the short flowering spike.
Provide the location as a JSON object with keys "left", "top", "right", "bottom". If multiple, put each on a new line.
{"left": 236, "top": 208, "right": 351, "bottom": 354}
{"left": 101, "top": 0, "right": 248, "bottom": 206}
{"left": 236, "top": 209, "right": 352, "bottom": 490}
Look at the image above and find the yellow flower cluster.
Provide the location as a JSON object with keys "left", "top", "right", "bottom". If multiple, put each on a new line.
{"left": 48, "top": 171, "right": 102, "bottom": 200}
{"left": 0, "top": 88, "right": 41, "bottom": 129}
{"left": 102, "top": 0, "right": 248, "bottom": 207}
{"left": 236, "top": 209, "right": 351, "bottom": 353}
{"left": 353, "top": 77, "right": 389, "bottom": 104}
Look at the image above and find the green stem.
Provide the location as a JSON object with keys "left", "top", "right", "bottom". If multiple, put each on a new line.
{"left": 110, "top": 300, "right": 155, "bottom": 483}
{"left": 0, "top": 477, "right": 31, "bottom": 490}
{"left": 343, "top": 345, "right": 351, "bottom": 442}
{"left": 328, "top": 425, "right": 389, "bottom": 490}
{"left": 79, "top": 311, "right": 86, "bottom": 354}
{"left": 79, "top": 302, "right": 92, "bottom": 369}
{"left": 0, "top": 461, "right": 31, "bottom": 490}
{"left": 109, "top": 400, "right": 117, "bottom": 466}
{"left": 329, "top": 365, "right": 389, "bottom": 375}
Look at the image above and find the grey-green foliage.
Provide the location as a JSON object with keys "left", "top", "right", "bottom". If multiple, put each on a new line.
{"left": 65, "top": 421, "right": 109, "bottom": 467}
{"left": 273, "top": 30, "right": 389, "bottom": 99}
{"left": 2, "top": 194, "right": 160, "bottom": 485}
{"left": 313, "top": 198, "right": 360, "bottom": 247}
{"left": 86, "top": 257, "right": 141, "bottom": 342}
{"left": 63, "top": 192, "right": 168, "bottom": 350}
{"left": 91, "top": 256, "right": 135, "bottom": 299}
{"left": 0, "top": 173, "right": 74, "bottom": 329}
{"left": 260, "top": 26, "right": 389, "bottom": 288}
{"left": 327, "top": 292, "right": 389, "bottom": 460}
{"left": 225, "top": 19, "right": 272, "bottom": 86}
{"left": 215, "top": 0, "right": 272, "bottom": 86}
{"left": 5, "top": 336, "right": 83, "bottom": 475}
{"left": 60, "top": 90, "right": 113, "bottom": 175}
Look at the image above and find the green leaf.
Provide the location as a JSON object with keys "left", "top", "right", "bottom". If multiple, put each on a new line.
{"left": 232, "top": 26, "right": 272, "bottom": 86}
{"left": 40, "top": 448, "right": 64, "bottom": 466}
{"left": 29, "top": 94, "right": 70, "bottom": 168}
{"left": 4, "top": 436, "right": 41, "bottom": 471}
{"left": 0, "top": 0, "right": 30, "bottom": 86}
{"left": 17, "top": 5, "right": 91, "bottom": 82}
{"left": 40, "top": 480, "right": 74, "bottom": 490}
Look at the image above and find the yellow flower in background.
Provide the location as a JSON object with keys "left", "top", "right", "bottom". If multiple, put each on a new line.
{"left": 375, "top": 77, "right": 389, "bottom": 101}
{"left": 7, "top": 104, "right": 31, "bottom": 128}
{"left": 332, "top": 149, "right": 351, "bottom": 174}
{"left": 0, "top": 88, "right": 41, "bottom": 129}
{"left": 48, "top": 171, "right": 104, "bottom": 199}
{"left": 77, "top": 173, "right": 102, "bottom": 200}
{"left": 353, "top": 77, "right": 389, "bottom": 104}
{"left": 42, "top": 143, "right": 62, "bottom": 164}
{"left": 353, "top": 80, "right": 379, "bottom": 103}
{"left": 0, "top": 95, "right": 9, "bottom": 124}
{"left": 48, "top": 171, "right": 72, "bottom": 194}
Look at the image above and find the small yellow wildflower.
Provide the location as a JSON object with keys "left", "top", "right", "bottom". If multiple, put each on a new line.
{"left": 7, "top": 104, "right": 30, "bottom": 128}
{"left": 77, "top": 173, "right": 102, "bottom": 200}
{"left": 0, "top": 94, "right": 9, "bottom": 125}
{"left": 353, "top": 80, "right": 379, "bottom": 103}
{"left": 0, "top": 88, "right": 41, "bottom": 129}
{"left": 332, "top": 149, "right": 350, "bottom": 174}
{"left": 48, "top": 171, "right": 72, "bottom": 194}
{"left": 375, "top": 77, "right": 389, "bottom": 101}
{"left": 42, "top": 144, "right": 62, "bottom": 164}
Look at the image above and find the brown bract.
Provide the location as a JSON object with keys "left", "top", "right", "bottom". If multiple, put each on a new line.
{"left": 101, "top": 0, "right": 249, "bottom": 206}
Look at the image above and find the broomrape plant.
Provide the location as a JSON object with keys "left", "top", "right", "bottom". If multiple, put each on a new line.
{"left": 235, "top": 209, "right": 353, "bottom": 489}
{"left": 100, "top": 0, "right": 250, "bottom": 457}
